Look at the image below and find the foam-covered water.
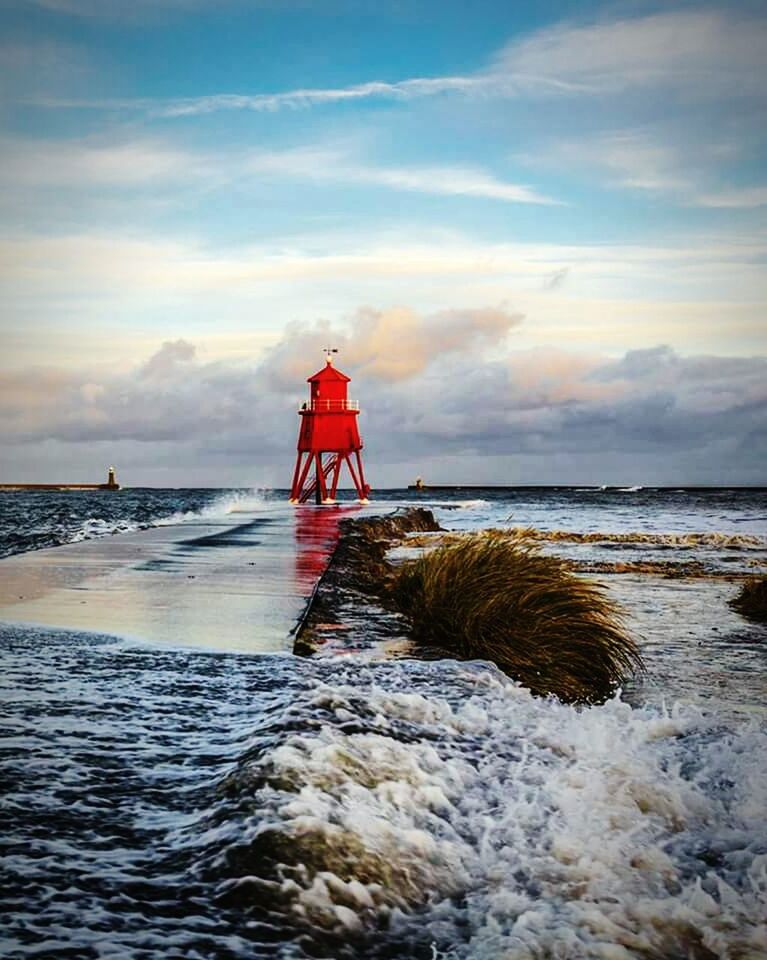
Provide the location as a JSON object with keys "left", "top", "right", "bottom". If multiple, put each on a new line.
{"left": 1, "top": 627, "right": 765, "bottom": 959}
{"left": 1, "top": 488, "right": 766, "bottom": 958}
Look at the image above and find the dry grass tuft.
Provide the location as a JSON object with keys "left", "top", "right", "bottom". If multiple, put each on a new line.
{"left": 730, "top": 576, "right": 767, "bottom": 623}
{"left": 390, "top": 536, "right": 643, "bottom": 703}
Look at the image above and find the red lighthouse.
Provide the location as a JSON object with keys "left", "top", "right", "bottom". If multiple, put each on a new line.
{"left": 289, "top": 352, "right": 371, "bottom": 504}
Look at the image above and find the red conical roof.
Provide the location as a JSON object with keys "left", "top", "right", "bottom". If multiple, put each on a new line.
{"left": 307, "top": 358, "right": 351, "bottom": 383}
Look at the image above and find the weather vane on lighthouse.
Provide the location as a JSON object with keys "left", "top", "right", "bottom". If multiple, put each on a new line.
{"left": 288, "top": 349, "right": 371, "bottom": 505}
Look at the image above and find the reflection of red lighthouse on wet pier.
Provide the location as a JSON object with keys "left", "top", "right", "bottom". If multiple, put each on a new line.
{"left": 288, "top": 352, "right": 371, "bottom": 505}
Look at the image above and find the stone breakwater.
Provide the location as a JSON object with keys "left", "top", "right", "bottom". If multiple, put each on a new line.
{"left": 295, "top": 508, "right": 644, "bottom": 704}
{"left": 294, "top": 506, "right": 442, "bottom": 658}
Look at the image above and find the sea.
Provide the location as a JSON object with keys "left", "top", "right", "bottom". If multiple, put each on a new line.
{"left": 1, "top": 487, "right": 766, "bottom": 960}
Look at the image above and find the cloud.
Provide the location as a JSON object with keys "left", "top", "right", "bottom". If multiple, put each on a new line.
{"left": 0, "top": 305, "right": 521, "bottom": 443}
{"left": 522, "top": 129, "right": 767, "bottom": 209}
{"left": 493, "top": 10, "right": 767, "bottom": 100}
{"left": 29, "top": 9, "right": 767, "bottom": 117}
{"left": 542, "top": 267, "right": 569, "bottom": 291}
{"left": 2, "top": 309, "right": 765, "bottom": 486}
{"left": 139, "top": 339, "right": 196, "bottom": 379}
{"left": 4, "top": 229, "right": 762, "bottom": 295}
{"left": 0, "top": 136, "right": 557, "bottom": 206}
{"left": 27, "top": 76, "right": 484, "bottom": 115}
{"left": 551, "top": 132, "right": 690, "bottom": 193}
{"left": 263, "top": 305, "right": 522, "bottom": 388}
{"left": 343, "top": 162, "right": 559, "bottom": 206}
{"left": 1, "top": 228, "right": 765, "bottom": 373}
{"left": 0, "top": 136, "right": 200, "bottom": 188}
{"left": 695, "top": 187, "right": 767, "bottom": 209}
{"left": 152, "top": 76, "right": 486, "bottom": 118}
{"left": 243, "top": 146, "right": 560, "bottom": 205}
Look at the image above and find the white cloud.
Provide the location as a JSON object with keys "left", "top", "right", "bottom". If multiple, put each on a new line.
{"left": 493, "top": 10, "right": 767, "bottom": 99}
{"left": 29, "top": 10, "right": 767, "bottom": 117}
{"left": 0, "top": 229, "right": 759, "bottom": 298}
{"left": 28, "top": 76, "right": 484, "bottom": 115}
{"left": 153, "top": 76, "right": 486, "bottom": 117}
{"left": 0, "top": 136, "right": 557, "bottom": 205}
{"left": 347, "top": 162, "right": 558, "bottom": 205}
{"left": 1, "top": 227, "right": 764, "bottom": 377}
{"left": 694, "top": 187, "right": 767, "bottom": 209}
{"left": 244, "top": 146, "right": 559, "bottom": 205}
{"left": 2, "top": 230, "right": 765, "bottom": 303}
{"left": 559, "top": 132, "right": 690, "bottom": 193}
{"left": 0, "top": 136, "right": 201, "bottom": 187}
{"left": 518, "top": 129, "right": 767, "bottom": 209}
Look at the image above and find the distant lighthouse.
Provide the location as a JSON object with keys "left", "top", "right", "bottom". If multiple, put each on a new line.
{"left": 288, "top": 351, "right": 370, "bottom": 504}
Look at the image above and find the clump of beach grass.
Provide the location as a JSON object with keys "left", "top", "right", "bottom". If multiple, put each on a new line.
{"left": 390, "top": 536, "right": 643, "bottom": 703}
{"left": 730, "top": 576, "right": 767, "bottom": 623}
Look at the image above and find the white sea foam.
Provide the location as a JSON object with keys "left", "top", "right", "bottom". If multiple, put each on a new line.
{"left": 153, "top": 488, "right": 273, "bottom": 526}
{"left": 57, "top": 490, "right": 274, "bottom": 550}
{"left": 70, "top": 516, "right": 141, "bottom": 541}
{"left": 231, "top": 664, "right": 767, "bottom": 958}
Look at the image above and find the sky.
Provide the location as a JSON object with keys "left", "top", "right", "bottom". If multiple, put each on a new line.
{"left": 0, "top": 0, "right": 765, "bottom": 487}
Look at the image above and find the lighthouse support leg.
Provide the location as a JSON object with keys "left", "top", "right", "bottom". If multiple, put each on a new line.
{"left": 329, "top": 455, "right": 342, "bottom": 501}
{"left": 354, "top": 450, "right": 369, "bottom": 501}
{"left": 344, "top": 453, "right": 363, "bottom": 500}
{"left": 289, "top": 451, "right": 306, "bottom": 502}
{"left": 314, "top": 453, "right": 329, "bottom": 505}
{"left": 314, "top": 454, "right": 322, "bottom": 505}
{"left": 291, "top": 452, "right": 314, "bottom": 503}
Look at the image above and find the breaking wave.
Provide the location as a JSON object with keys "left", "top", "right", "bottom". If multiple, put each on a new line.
{"left": 208, "top": 665, "right": 767, "bottom": 959}
{"left": 4, "top": 625, "right": 764, "bottom": 960}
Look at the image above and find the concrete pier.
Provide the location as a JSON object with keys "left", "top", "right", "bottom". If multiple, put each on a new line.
{"left": 0, "top": 504, "right": 361, "bottom": 651}
{"left": 0, "top": 466, "right": 121, "bottom": 491}
{"left": 0, "top": 483, "right": 120, "bottom": 491}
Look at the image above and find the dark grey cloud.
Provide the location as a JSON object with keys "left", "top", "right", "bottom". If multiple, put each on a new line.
{"left": 1, "top": 311, "right": 765, "bottom": 484}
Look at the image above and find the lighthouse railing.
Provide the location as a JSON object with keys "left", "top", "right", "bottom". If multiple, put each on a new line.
{"left": 300, "top": 399, "right": 360, "bottom": 412}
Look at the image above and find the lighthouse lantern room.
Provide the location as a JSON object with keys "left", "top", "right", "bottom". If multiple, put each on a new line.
{"left": 289, "top": 352, "right": 370, "bottom": 504}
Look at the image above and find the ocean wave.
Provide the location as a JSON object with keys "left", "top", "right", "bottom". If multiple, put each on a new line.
{"left": 2, "top": 627, "right": 767, "bottom": 959}
{"left": 153, "top": 489, "right": 272, "bottom": 526}
{"left": 0, "top": 488, "right": 274, "bottom": 559}
{"left": 204, "top": 663, "right": 767, "bottom": 958}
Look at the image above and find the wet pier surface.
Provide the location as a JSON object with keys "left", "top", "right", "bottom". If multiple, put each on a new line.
{"left": 0, "top": 505, "right": 360, "bottom": 651}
